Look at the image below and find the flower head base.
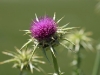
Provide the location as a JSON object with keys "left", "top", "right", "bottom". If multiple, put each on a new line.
{"left": 30, "top": 15, "right": 57, "bottom": 41}
{"left": 0, "top": 48, "right": 45, "bottom": 73}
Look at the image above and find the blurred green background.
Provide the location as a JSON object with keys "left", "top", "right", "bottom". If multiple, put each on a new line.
{"left": 0, "top": 0, "right": 100, "bottom": 75}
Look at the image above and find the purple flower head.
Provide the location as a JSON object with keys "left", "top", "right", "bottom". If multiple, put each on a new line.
{"left": 30, "top": 15, "right": 57, "bottom": 41}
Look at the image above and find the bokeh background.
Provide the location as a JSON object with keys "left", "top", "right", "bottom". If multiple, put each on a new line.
{"left": 0, "top": 0, "right": 100, "bottom": 75}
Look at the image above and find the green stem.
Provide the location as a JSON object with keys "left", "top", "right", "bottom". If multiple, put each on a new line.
{"left": 77, "top": 51, "right": 81, "bottom": 71}
{"left": 50, "top": 46, "right": 61, "bottom": 75}
{"left": 92, "top": 49, "right": 100, "bottom": 75}
{"left": 73, "top": 50, "right": 82, "bottom": 75}
{"left": 19, "top": 71, "right": 26, "bottom": 75}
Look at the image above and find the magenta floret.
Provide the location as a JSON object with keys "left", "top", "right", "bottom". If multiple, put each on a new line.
{"left": 30, "top": 16, "right": 57, "bottom": 41}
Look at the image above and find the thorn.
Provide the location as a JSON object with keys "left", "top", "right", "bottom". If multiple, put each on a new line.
{"left": 61, "top": 22, "right": 70, "bottom": 28}
{"left": 53, "top": 12, "right": 56, "bottom": 20}
{"left": 57, "top": 16, "right": 64, "bottom": 24}
{"left": 35, "top": 13, "right": 39, "bottom": 22}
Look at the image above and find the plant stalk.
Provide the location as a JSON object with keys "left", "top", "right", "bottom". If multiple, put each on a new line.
{"left": 72, "top": 50, "right": 83, "bottom": 75}
{"left": 92, "top": 49, "right": 100, "bottom": 75}
{"left": 19, "top": 71, "right": 26, "bottom": 75}
{"left": 50, "top": 46, "right": 61, "bottom": 75}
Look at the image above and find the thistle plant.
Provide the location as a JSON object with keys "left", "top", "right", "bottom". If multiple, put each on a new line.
{"left": 66, "top": 29, "right": 93, "bottom": 75}
{"left": 0, "top": 47, "right": 45, "bottom": 75}
{"left": 0, "top": 13, "right": 98, "bottom": 75}
{"left": 21, "top": 13, "right": 75, "bottom": 75}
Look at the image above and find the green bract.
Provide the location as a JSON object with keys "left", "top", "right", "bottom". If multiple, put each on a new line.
{"left": 0, "top": 47, "right": 45, "bottom": 73}
{"left": 65, "top": 29, "right": 93, "bottom": 52}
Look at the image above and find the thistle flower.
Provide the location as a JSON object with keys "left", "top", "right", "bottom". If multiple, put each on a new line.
{"left": 21, "top": 13, "right": 75, "bottom": 75}
{"left": 21, "top": 13, "right": 75, "bottom": 63}
{"left": 30, "top": 15, "right": 57, "bottom": 41}
{"left": 65, "top": 29, "right": 94, "bottom": 75}
{"left": 22, "top": 13, "right": 74, "bottom": 51}
{"left": 0, "top": 48, "right": 45, "bottom": 73}
{"left": 66, "top": 29, "right": 93, "bottom": 52}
